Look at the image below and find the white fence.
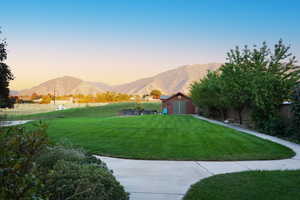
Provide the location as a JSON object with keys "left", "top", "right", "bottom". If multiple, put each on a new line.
{"left": 0, "top": 103, "right": 108, "bottom": 116}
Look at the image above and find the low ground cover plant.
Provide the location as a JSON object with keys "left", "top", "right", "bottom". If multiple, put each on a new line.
{"left": 0, "top": 122, "right": 129, "bottom": 200}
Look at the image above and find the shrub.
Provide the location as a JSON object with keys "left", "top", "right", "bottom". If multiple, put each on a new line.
{"left": 40, "top": 95, "right": 51, "bottom": 104}
{"left": 42, "top": 160, "right": 128, "bottom": 200}
{"left": 0, "top": 123, "right": 129, "bottom": 200}
{"left": 36, "top": 144, "right": 107, "bottom": 171}
{"left": 291, "top": 84, "right": 300, "bottom": 140}
{"left": 134, "top": 102, "right": 144, "bottom": 111}
{"left": 36, "top": 145, "right": 129, "bottom": 200}
{"left": 0, "top": 122, "right": 49, "bottom": 200}
{"left": 0, "top": 114, "right": 7, "bottom": 126}
{"left": 255, "top": 116, "right": 286, "bottom": 136}
{"left": 36, "top": 145, "right": 87, "bottom": 170}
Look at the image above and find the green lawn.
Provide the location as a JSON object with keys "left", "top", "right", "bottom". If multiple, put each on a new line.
{"left": 9, "top": 102, "right": 160, "bottom": 120}
{"left": 22, "top": 104, "right": 294, "bottom": 160}
{"left": 183, "top": 170, "right": 300, "bottom": 200}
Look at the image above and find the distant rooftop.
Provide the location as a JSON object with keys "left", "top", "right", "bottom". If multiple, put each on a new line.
{"left": 159, "top": 95, "right": 170, "bottom": 100}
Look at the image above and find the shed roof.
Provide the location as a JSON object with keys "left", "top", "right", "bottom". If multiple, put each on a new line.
{"left": 159, "top": 95, "right": 170, "bottom": 100}
{"left": 160, "top": 92, "right": 191, "bottom": 101}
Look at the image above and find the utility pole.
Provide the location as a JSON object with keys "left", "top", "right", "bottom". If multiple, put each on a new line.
{"left": 53, "top": 88, "right": 56, "bottom": 105}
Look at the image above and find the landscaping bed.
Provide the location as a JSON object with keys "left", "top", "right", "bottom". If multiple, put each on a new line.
{"left": 120, "top": 108, "right": 158, "bottom": 115}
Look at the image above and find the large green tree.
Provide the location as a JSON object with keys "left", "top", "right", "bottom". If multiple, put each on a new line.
{"left": 221, "top": 40, "right": 300, "bottom": 126}
{"left": 190, "top": 40, "right": 300, "bottom": 129}
{"left": 190, "top": 71, "right": 228, "bottom": 119}
{"left": 220, "top": 47, "right": 254, "bottom": 124}
{"left": 0, "top": 29, "right": 14, "bottom": 108}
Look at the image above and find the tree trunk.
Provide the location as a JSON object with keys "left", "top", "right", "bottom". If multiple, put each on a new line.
{"left": 237, "top": 108, "right": 243, "bottom": 124}
{"left": 221, "top": 108, "right": 227, "bottom": 121}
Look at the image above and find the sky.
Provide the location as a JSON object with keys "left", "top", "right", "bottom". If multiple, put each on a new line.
{"left": 1, "top": 0, "right": 300, "bottom": 90}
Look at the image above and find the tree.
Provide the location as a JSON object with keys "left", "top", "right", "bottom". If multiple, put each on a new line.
{"left": 220, "top": 46, "right": 255, "bottom": 124}
{"left": 40, "top": 95, "right": 52, "bottom": 104}
{"left": 150, "top": 89, "right": 162, "bottom": 99}
{"left": 220, "top": 40, "right": 300, "bottom": 126}
{"left": 0, "top": 29, "right": 14, "bottom": 108}
{"left": 190, "top": 40, "right": 300, "bottom": 129}
{"left": 190, "top": 71, "right": 228, "bottom": 119}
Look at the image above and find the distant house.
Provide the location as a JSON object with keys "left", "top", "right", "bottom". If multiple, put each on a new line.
{"left": 160, "top": 92, "right": 196, "bottom": 114}
{"left": 50, "top": 97, "right": 75, "bottom": 104}
{"left": 33, "top": 98, "right": 42, "bottom": 103}
{"left": 50, "top": 99, "right": 73, "bottom": 105}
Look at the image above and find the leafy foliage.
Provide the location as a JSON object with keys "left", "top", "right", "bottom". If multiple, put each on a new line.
{"left": 190, "top": 40, "right": 300, "bottom": 136}
{"left": 0, "top": 29, "right": 14, "bottom": 108}
{"left": 36, "top": 145, "right": 129, "bottom": 200}
{"left": 291, "top": 84, "right": 300, "bottom": 139}
{"left": 191, "top": 71, "right": 227, "bottom": 119}
{"left": 40, "top": 95, "right": 52, "bottom": 104}
{"left": 76, "top": 92, "right": 132, "bottom": 103}
{"left": 0, "top": 123, "right": 129, "bottom": 200}
{"left": 0, "top": 122, "right": 49, "bottom": 200}
{"left": 150, "top": 89, "right": 162, "bottom": 99}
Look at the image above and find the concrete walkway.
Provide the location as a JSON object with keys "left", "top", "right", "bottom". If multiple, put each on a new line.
{"left": 0, "top": 120, "right": 32, "bottom": 127}
{"left": 96, "top": 115, "right": 300, "bottom": 200}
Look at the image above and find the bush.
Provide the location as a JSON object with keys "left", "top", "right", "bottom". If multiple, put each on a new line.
{"left": 36, "top": 145, "right": 129, "bottom": 200}
{"left": 0, "top": 123, "right": 129, "bottom": 200}
{"left": 134, "top": 102, "right": 144, "bottom": 111}
{"left": 291, "top": 85, "right": 300, "bottom": 140}
{"left": 43, "top": 160, "right": 128, "bottom": 200}
{"left": 0, "top": 114, "right": 7, "bottom": 126}
{"left": 36, "top": 144, "right": 108, "bottom": 172}
{"left": 255, "top": 117, "right": 287, "bottom": 136}
{"left": 36, "top": 145, "right": 87, "bottom": 169}
{"left": 0, "top": 122, "right": 49, "bottom": 200}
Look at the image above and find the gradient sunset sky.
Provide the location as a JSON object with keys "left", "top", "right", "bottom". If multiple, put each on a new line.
{"left": 1, "top": 0, "right": 300, "bottom": 90}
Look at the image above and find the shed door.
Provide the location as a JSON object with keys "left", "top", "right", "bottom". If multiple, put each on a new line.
{"left": 173, "top": 100, "right": 187, "bottom": 114}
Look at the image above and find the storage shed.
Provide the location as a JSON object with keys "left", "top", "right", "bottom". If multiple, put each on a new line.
{"left": 160, "top": 92, "right": 196, "bottom": 115}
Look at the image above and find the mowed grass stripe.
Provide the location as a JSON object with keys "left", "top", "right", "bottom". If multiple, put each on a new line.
{"left": 38, "top": 114, "right": 294, "bottom": 161}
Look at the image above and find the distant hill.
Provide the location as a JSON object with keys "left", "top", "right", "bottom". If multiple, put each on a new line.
{"left": 113, "top": 63, "right": 222, "bottom": 94}
{"left": 19, "top": 76, "right": 109, "bottom": 96}
{"left": 88, "top": 81, "right": 113, "bottom": 91}
{"left": 18, "top": 63, "right": 222, "bottom": 96}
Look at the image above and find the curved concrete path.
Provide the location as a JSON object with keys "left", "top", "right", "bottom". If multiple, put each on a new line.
{"left": 0, "top": 120, "right": 32, "bottom": 127}
{"left": 95, "top": 115, "right": 300, "bottom": 200}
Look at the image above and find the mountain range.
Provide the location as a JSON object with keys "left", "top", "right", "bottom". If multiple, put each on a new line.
{"left": 16, "top": 63, "right": 222, "bottom": 96}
